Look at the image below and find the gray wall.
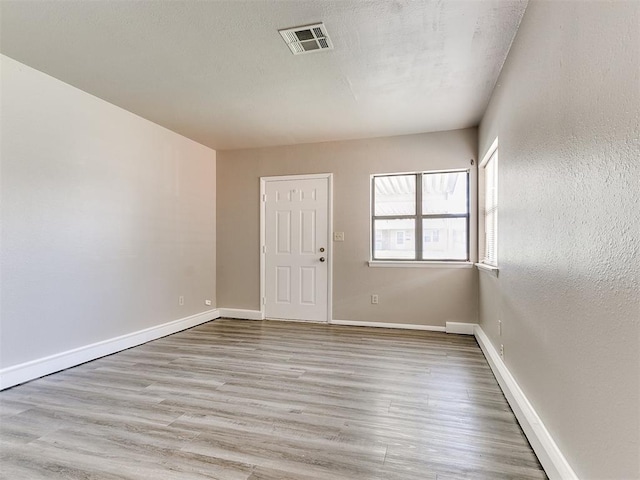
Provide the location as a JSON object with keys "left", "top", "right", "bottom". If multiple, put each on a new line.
{"left": 217, "top": 129, "right": 478, "bottom": 327}
{"left": 0, "top": 55, "right": 217, "bottom": 368}
{"left": 478, "top": 1, "right": 639, "bottom": 478}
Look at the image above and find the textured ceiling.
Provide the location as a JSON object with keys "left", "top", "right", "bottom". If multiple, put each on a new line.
{"left": 0, "top": 0, "right": 527, "bottom": 150}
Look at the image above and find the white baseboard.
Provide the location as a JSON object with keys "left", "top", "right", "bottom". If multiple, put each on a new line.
{"left": 330, "top": 319, "right": 446, "bottom": 332}
{"left": 474, "top": 325, "right": 578, "bottom": 480}
{"left": 0, "top": 309, "right": 221, "bottom": 390}
{"left": 173, "top": 314, "right": 471, "bottom": 336}
{"left": 445, "top": 321, "right": 476, "bottom": 335}
{"left": 217, "top": 308, "right": 264, "bottom": 320}
{"left": 264, "top": 317, "right": 326, "bottom": 324}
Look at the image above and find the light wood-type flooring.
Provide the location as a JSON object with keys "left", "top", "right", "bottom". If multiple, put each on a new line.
{"left": 0, "top": 319, "right": 547, "bottom": 480}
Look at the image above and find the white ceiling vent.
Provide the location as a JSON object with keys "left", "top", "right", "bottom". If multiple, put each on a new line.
{"left": 279, "top": 23, "right": 333, "bottom": 55}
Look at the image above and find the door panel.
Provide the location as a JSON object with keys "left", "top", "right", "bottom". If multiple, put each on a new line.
{"left": 300, "top": 210, "right": 316, "bottom": 254}
{"left": 275, "top": 267, "right": 291, "bottom": 304}
{"left": 276, "top": 211, "right": 291, "bottom": 254}
{"left": 265, "top": 177, "right": 329, "bottom": 322}
{"left": 300, "top": 267, "right": 316, "bottom": 304}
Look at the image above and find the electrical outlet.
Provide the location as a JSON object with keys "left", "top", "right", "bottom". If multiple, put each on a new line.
{"left": 179, "top": 296, "right": 184, "bottom": 306}
{"left": 333, "top": 232, "right": 345, "bottom": 242}
{"left": 498, "top": 320, "right": 502, "bottom": 336}
{"left": 205, "top": 300, "right": 212, "bottom": 306}
{"left": 500, "top": 344, "right": 504, "bottom": 359}
{"left": 371, "top": 294, "right": 379, "bottom": 304}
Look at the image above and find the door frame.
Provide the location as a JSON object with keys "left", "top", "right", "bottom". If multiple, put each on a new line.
{"left": 260, "top": 173, "right": 333, "bottom": 323}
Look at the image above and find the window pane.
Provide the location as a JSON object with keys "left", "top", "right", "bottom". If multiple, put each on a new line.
{"left": 422, "top": 171, "right": 467, "bottom": 214}
{"left": 484, "top": 151, "right": 498, "bottom": 265}
{"left": 373, "top": 219, "right": 415, "bottom": 259}
{"left": 374, "top": 175, "right": 416, "bottom": 216}
{"left": 422, "top": 218, "right": 467, "bottom": 260}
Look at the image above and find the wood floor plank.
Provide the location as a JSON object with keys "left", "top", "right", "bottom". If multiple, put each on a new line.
{"left": 0, "top": 319, "right": 547, "bottom": 479}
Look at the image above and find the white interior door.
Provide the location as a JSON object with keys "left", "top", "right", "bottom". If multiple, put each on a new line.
{"left": 263, "top": 176, "right": 329, "bottom": 322}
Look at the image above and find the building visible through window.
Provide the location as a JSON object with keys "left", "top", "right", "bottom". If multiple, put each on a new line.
{"left": 371, "top": 170, "right": 469, "bottom": 261}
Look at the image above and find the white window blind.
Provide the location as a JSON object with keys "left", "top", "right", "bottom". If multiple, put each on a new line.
{"left": 483, "top": 149, "right": 498, "bottom": 265}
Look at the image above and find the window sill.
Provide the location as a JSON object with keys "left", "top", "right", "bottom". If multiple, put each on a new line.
{"left": 368, "top": 261, "right": 474, "bottom": 269}
{"left": 475, "top": 263, "right": 499, "bottom": 277}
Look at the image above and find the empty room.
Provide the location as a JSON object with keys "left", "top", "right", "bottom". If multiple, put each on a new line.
{"left": 0, "top": 1, "right": 638, "bottom": 479}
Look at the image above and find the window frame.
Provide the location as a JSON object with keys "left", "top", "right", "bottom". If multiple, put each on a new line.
{"left": 371, "top": 169, "right": 470, "bottom": 262}
{"left": 480, "top": 140, "right": 498, "bottom": 267}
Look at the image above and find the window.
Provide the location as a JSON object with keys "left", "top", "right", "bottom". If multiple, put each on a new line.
{"left": 482, "top": 142, "right": 498, "bottom": 266}
{"left": 424, "top": 229, "right": 440, "bottom": 243}
{"left": 375, "top": 231, "right": 383, "bottom": 251}
{"left": 372, "top": 170, "right": 469, "bottom": 261}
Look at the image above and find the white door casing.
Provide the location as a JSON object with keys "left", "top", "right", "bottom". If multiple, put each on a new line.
{"left": 261, "top": 174, "right": 331, "bottom": 322}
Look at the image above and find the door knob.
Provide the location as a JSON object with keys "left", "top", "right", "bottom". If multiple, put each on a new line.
{"left": 319, "top": 257, "right": 325, "bottom": 262}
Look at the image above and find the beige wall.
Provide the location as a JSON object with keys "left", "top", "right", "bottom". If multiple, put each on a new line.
{"left": 0, "top": 55, "right": 217, "bottom": 368}
{"left": 478, "top": 1, "right": 639, "bottom": 478}
{"left": 217, "top": 129, "right": 478, "bottom": 326}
